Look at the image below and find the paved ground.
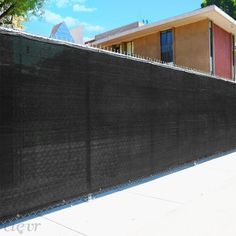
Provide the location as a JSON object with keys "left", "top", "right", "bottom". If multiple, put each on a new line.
{"left": 1, "top": 152, "right": 236, "bottom": 236}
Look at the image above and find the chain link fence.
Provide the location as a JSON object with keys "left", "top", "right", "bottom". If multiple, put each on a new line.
{"left": 1, "top": 28, "right": 236, "bottom": 226}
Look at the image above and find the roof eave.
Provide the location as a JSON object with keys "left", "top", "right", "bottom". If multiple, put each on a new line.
{"left": 91, "top": 5, "right": 236, "bottom": 46}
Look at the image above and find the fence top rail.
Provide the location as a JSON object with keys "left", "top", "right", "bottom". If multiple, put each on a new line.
{"left": 0, "top": 27, "right": 234, "bottom": 85}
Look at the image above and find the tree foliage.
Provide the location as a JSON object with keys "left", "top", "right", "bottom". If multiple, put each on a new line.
{"left": 201, "top": 0, "right": 236, "bottom": 19}
{"left": 0, "top": 0, "right": 45, "bottom": 28}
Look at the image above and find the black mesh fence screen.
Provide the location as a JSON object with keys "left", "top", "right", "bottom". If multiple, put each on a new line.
{"left": 1, "top": 30, "right": 236, "bottom": 222}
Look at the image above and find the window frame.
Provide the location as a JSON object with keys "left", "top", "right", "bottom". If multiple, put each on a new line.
{"left": 160, "top": 29, "right": 173, "bottom": 63}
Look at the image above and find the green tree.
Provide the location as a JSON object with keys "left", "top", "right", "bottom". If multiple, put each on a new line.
{"left": 201, "top": 0, "right": 236, "bottom": 19}
{"left": 0, "top": 0, "right": 45, "bottom": 28}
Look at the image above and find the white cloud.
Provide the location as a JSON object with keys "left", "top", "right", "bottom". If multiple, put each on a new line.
{"left": 44, "top": 10, "right": 63, "bottom": 24}
{"left": 82, "top": 23, "right": 104, "bottom": 32}
{"left": 53, "top": 0, "right": 87, "bottom": 8}
{"left": 43, "top": 10, "right": 104, "bottom": 32}
{"left": 56, "top": 0, "right": 69, "bottom": 8}
{"left": 73, "top": 4, "right": 96, "bottom": 12}
{"left": 64, "top": 17, "right": 79, "bottom": 27}
{"left": 44, "top": 10, "right": 79, "bottom": 27}
{"left": 54, "top": 0, "right": 96, "bottom": 13}
{"left": 74, "top": 0, "right": 86, "bottom": 3}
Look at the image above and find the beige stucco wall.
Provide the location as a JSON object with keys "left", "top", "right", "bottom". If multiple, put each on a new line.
{"left": 98, "top": 20, "right": 210, "bottom": 73}
{"left": 174, "top": 19, "right": 210, "bottom": 73}
{"left": 133, "top": 33, "right": 161, "bottom": 60}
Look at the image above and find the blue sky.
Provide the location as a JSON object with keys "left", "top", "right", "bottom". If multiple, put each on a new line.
{"left": 24, "top": 0, "right": 202, "bottom": 41}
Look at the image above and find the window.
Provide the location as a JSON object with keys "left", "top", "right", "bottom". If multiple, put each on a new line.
{"left": 112, "top": 45, "right": 121, "bottom": 53}
{"left": 161, "top": 30, "right": 173, "bottom": 63}
{"left": 126, "top": 42, "right": 134, "bottom": 55}
{"left": 52, "top": 22, "right": 75, "bottom": 43}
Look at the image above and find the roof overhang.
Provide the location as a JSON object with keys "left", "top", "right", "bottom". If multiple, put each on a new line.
{"left": 91, "top": 5, "right": 236, "bottom": 46}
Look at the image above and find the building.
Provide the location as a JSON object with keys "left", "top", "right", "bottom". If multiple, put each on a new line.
{"left": 87, "top": 5, "right": 236, "bottom": 80}
{"left": 50, "top": 22, "right": 75, "bottom": 43}
{"left": 70, "top": 25, "right": 84, "bottom": 44}
{"left": 50, "top": 22, "right": 84, "bottom": 44}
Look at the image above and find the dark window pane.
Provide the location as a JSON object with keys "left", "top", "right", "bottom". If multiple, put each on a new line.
{"left": 161, "top": 30, "right": 173, "bottom": 63}
{"left": 167, "top": 32, "right": 172, "bottom": 44}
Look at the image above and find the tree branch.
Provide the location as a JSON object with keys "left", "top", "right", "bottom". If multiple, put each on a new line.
{"left": 0, "top": 2, "right": 6, "bottom": 9}
{"left": 0, "top": 3, "right": 16, "bottom": 21}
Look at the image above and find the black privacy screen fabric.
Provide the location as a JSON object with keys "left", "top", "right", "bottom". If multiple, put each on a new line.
{"left": 1, "top": 30, "right": 236, "bottom": 222}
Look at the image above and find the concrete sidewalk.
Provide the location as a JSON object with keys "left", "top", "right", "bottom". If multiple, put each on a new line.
{"left": 1, "top": 152, "right": 236, "bottom": 236}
